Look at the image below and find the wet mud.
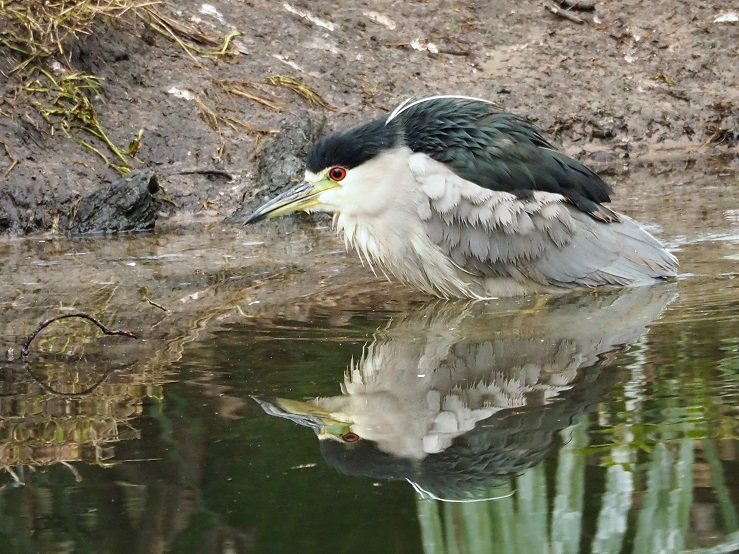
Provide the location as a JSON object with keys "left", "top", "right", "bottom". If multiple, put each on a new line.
{"left": 0, "top": 1, "right": 736, "bottom": 233}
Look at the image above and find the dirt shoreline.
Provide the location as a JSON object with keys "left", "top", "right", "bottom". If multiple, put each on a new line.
{"left": 0, "top": 1, "right": 736, "bottom": 235}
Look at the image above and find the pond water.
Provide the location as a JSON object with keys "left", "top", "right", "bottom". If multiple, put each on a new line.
{"left": 0, "top": 158, "right": 737, "bottom": 553}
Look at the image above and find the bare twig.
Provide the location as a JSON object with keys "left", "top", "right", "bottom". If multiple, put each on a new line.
{"left": 436, "top": 48, "right": 470, "bottom": 56}
{"left": 146, "top": 299, "right": 169, "bottom": 312}
{"left": 175, "top": 168, "right": 236, "bottom": 179}
{"left": 544, "top": 2, "right": 586, "bottom": 23}
{"left": 138, "top": 286, "right": 170, "bottom": 312}
{"left": 20, "top": 312, "right": 138, "bottom": 357}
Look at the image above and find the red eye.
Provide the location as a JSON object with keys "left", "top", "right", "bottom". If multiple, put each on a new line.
{"left": 329, "top": 167, "right": 347, "bottom": 181}
{"left": 342, "top": 432, "right": 360, "bottom": 443}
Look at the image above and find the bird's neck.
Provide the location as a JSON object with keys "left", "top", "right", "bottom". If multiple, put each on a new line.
{"left": 330, "top": 147, "right": 488, "bottom": 298}
{"left": 336, "top": 204, "right": 478, "bottom": 298}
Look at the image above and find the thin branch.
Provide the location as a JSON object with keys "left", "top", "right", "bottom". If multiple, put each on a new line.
{"left": 544, "top": 2, "right": 586, "bottom": 24}
{"left": 146, "top": 299, "right": 169, "bottom": 312}
{"left": 174, "top": 168, "right": 236, "bottom": 179}
{"left": 20, "top": 312, "right": 138, "bottom": 357}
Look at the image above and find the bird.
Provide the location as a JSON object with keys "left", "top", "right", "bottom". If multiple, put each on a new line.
{"left": 253, "top": 286, "right": 675, "bottom": 500}
{"left": 244, "top": 96, "right": 678, "bottom": 299}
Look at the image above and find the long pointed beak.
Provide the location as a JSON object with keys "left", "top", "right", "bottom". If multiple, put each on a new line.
{"left": 243, "top": 179, "right": 336, "bottom": 224}
{"left": 251, "top": 396, "right": 347, "bottom": 432}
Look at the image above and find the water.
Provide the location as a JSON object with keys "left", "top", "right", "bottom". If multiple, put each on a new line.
{"left": 0, "top": 159, "right": 737, "bottom": 553}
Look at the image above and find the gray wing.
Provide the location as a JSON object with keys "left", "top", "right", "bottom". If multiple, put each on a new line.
{"left": 411, "top": 154, "right": 678, "bottom": 288}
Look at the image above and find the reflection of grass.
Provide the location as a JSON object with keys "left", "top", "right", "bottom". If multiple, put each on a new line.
{"left": 0, "top": 284, "right": 163, "bottom": 472}
{"left": 0, "top": 417, "right": 139, "bottom": 467}
{"left": 584, "top": 377, "right": 739, "bottom": 462}
{"left": 416, "top": 310, "right": 739, "bottom": 552}
{"left": 416, "top": 428, "right": 734, "bottom": 553}
{"left": 584, "top": 324, "right": 739, "bottom": 459}
{"left": 0, "top": 0, "right": 239, "bottom": 173}
{"left": 0, "top": 358, "right": 163, "bottom": 472}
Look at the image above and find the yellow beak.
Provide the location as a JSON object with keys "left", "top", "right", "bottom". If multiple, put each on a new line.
{"left": 251, "top": 396, "right": 351, "bottom": 438}
{"left": 242, "top": 179, "right": 338, "bottom": 224}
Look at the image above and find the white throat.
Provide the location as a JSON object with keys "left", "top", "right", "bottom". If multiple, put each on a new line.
{"left": 325, "top": 150, "right": 476, "bottom": 297}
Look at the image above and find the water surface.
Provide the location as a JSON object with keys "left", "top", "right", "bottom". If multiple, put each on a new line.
{"left": 0, "top": 159, "right": 737, "bottom": 553}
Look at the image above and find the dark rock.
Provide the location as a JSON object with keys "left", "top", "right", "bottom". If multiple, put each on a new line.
{"left": 228, "top": 111, "right": 326, "bottom": 222}
{"left": 0, "top": 202, "right": 16, "bottom": 234}
{"left": 590, "top": 150, "right": 616, "bottom": 162}
{"left": 70, "top": 169, "right": 160, "bottom": 234}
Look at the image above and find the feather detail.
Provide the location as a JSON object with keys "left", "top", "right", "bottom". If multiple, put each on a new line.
{"left": 409, "top": 154, "right": 677, "bottom": 294}
{"left": 295, "top": 98, "right": 678, "bottom": 298}
{"left": 386, "top": 95, "right": 497, "bottom": 125}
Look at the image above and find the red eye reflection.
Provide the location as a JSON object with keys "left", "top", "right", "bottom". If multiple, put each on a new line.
{"left": 329, "top": 167, "right": 347, "bottom": 181}
{"left": 342, "top": 432, "right": 360, "bottom": 443}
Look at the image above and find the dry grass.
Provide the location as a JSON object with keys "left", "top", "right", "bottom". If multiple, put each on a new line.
{"left": 213, "top": 79, "right": 285, "bottom": 112}
{"left": 195, "top": 96, "right": 276, "bottom": 136}
{"left": 0, "top": 0, "right": 240, "bottom": 70}
{"left": 265, "top": 75, "right": 334, "bottom": 110}
{"left": 23, "top": 67, "right": 144, "bottom": 171}
{"left": 214, "top": 76, "right": 336, "bottom": 113}
{"left": 0, "top": 0, "right": 240, "bottom": 172}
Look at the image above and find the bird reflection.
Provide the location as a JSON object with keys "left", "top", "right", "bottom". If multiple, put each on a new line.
{"left": 254, "top": 286, "right": 675, "bottom": 501}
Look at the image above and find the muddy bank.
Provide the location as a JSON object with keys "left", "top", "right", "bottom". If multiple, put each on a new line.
{"left": 0, "top": 0, "right": 737, "bottom": 234}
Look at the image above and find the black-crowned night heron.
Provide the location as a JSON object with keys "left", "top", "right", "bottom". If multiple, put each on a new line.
{"left": 245, "top": 96, "right": 678, "bottom": 299}
{"left": 253, "top": 286, "right": 674, "bottom": 499}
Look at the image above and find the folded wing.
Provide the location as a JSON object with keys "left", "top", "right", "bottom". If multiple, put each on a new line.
{"left": 411, "top": 154, "right": 678, "bottom": 288}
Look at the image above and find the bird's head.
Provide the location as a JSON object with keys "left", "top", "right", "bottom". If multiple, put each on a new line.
{"left": 243, "top": 118, "right": 405, "bottom": 223}
{"left": 243, "top": 96, "right": 501, "bottom": 224}
{"left": 252, "top": 389, "right": 440, "bottom": 459}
